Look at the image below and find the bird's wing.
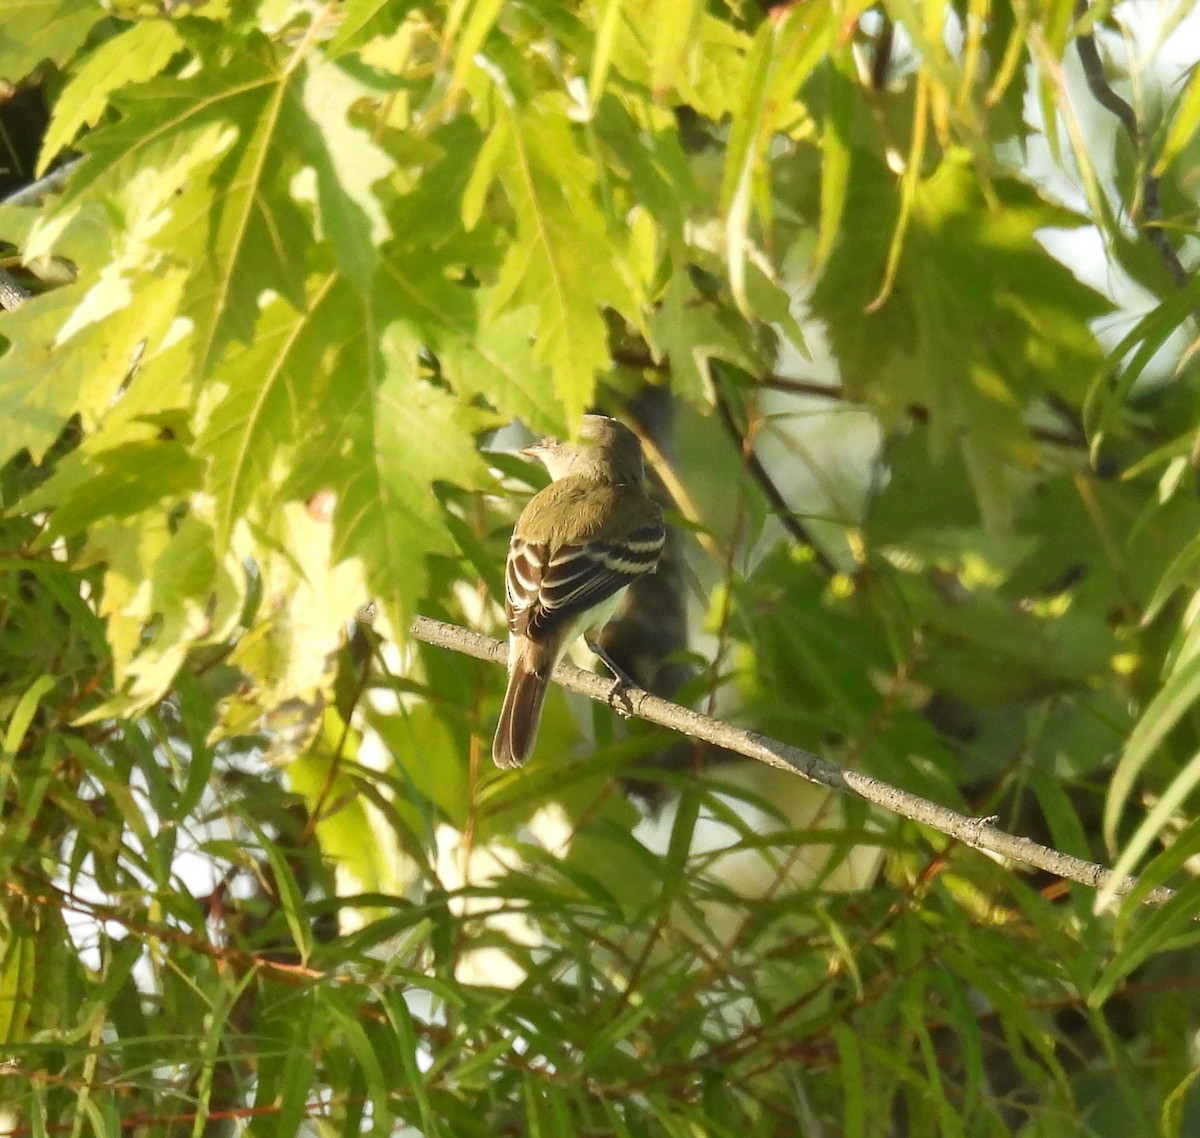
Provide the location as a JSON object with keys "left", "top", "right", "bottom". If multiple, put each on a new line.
{"left": 506, "top": 518, "right": 665, "bottom": 641}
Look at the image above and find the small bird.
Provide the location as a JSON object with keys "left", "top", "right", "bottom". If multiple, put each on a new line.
{"left": 493, "top": 415, "right": 666, "bottom": 768}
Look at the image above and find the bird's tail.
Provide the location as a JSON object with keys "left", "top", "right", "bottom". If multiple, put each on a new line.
{"left": 493, "top": 662, "right": 549, "bottom": 768}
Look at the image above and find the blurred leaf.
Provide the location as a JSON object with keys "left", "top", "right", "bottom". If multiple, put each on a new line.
{"left": 722, "top": 4, "right": 833, "bottom": 313}
{"left": 0, "top": 0, "right": 103, "bottom": 82}
{"left": 1099, "top": 746, "right": 1200, "bottom": 912}
{"left": 483, "top": 93, "right": 637, "bottom": 422}
{"left": 0, "top": 911, "right": 34, "bottom": 1043}
{"left": 1155, "top": 59, "right": 1200, "bottom": 175}
{"left": 1092, "top": 876, "right": 1200, "bottom": 1005}
{"left": 286, "top": 708, "right": 410, "bottom": 902}
{"left": 812, "top": 151, "right": 1109, "bottom": 538}
{"left": 1104, "top": 652, "right": 1200, "bottom": 849}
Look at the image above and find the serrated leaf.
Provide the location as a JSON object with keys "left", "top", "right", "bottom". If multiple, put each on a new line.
{"left": 440, "top": 303, "right": 558, "bottom": 431}
{"left": 216, "top": 499, "right": 368, "bottom": 738}
{"left": 0, "top": 0, "right": 102, "bottom": 83}
{"left": 286, "top": 57, "right": 392, "bottom": 289}
{"left": 289, "top": 316, "right": 489, "bottom": 631}
{"left": 0, "top": 265, "right": 186, "bottom": 464}
{"left": 812, "top": 51, "right": 855, "bottom": 281}
{"left": 648, "top": 263, "right": 756, "bottom": 403}
{"left": 38, "top": 19, "right": 186, "bottom": 174}
{"left": 56, "top": 38, "right": 330, "bottom": 375}
{"left": 722, "top": 5, "right": 832, "bottom": 313}
{"left": 78, "top": 511, "right": 242, "bottom": 718}
{"left": 648, "top": 0, "right": 703, "bottom": 98}
{"left": 196, "top": 281, "right": 343, "bottom": 557}
{"left": 32, "top": 435, "right": 202, "bottom": 541}
{"left": 811, "top": 151, "right": 1109, "bottom": 537}
{"left": 603, "top": 4, "right": 749, "bottom": 119}
{"left": 487, "top": 95, "right": 636, "bottom": 421}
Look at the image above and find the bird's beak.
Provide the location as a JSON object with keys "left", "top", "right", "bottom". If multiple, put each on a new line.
{"left": 521, "top": 440, "right": 548, "bottom": 458}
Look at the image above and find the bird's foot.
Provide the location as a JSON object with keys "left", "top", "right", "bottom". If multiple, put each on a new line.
{"left": 587, "top": 639, "right": 637, "bottom": 718}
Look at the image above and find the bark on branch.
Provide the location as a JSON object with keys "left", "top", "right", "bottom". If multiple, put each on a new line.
{"left": 411, "top": 614, "right": 1175, "bottom": 908}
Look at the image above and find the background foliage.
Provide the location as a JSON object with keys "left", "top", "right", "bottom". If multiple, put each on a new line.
{"left": 2, "top": 0, "right": 1200, "bottom": 1133}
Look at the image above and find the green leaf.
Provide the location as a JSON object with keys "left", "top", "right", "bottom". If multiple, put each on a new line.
{"left": 324, "top": 993, "right": 394, "bottom": 1131}
{"left": 0, "top": 265, "right": 185, "bottom": 463}
{"left": 1092, "top": 876, "right": 1200, "bottom": 1002}
{"left": 2, "top": 674, "right": 56, "bottom": 755}
{"left": 449, "top": 0, "right": 505, "bottom": 97}
{"left": 0, "top": 0, "right": 103, "bottom": 83}
{"left": 485, "top": 94, "right": 637, "bottom": 422}
{"left": 834, "top": 1021, "right": 867, "bottom": 1138}
{"left": 812, "top": 52, "right": 855, "bottom": 281}
{"left": 811, "top": 152, "right": 1109, "bottom": 538}
{"left": 248, "top": 991, "right": 317, "bottom": 1138}
{"left": 210, "top": 494, "right": 371, "bottom": 748}
{"left": 195, "top": 282, "right": 342, "bottom": 557}
{"left": 286, "top": 709, "right": 403, "bottom": 900}
{"left": 29, "top": 434, "right": 203, "bottom": 542}
{"left": 257, "top": 827, "right": 316, "bottom": 965}
{"left": 648, "top": 0, "right": 703, "bottom": 98}
{"left": 1155, "top": 59, "right": 1200, "bottom": 175}
{"left": 441, "top": 303, "right": 558, "bottom": 431}
{"left": 378, "top": 989, "right": 441, "bottom": 1135}
{"left": 59, "top": 40, "right": 315, "bottom": 374}
{"left": 0, "top": 916, "right": 34, "bottom": 1043}
{"left": 586, "top": 0, "right": 625, "bottom": 104}
{"left": 1104, "top": 652, "right": 1200, "bottom": 849}
{"left": 376, "top": 230, "right": 560, "bottom": 431}
{"left": 290, "top": 314, "right": 489, "bottom": 630}
{"left": 722, "top": 4, "right": 833, "bottom": 313}
{"left": 327, "top": 0, "right": 419, "bottom": 55}
{"left": 38, "top": 18, "right": 186, "bottom": 174}
{"left": 79, "top": 512, "right": 240, "bottom": 716}
{"left": 648, "top": 262, "right": 757, "bottom": 403}
{"left": 284, "top": 56, "right": 392, "bottom": 290}
{"left": 605, "top": 3, "right": 749, "bottom": 118}
{"left": 1098, "top": 747, "right": 1200, "bottom": 913}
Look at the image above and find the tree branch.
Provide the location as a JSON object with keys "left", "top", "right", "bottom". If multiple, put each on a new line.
{"left": 1074, "top": 0, "right": 1190, "bottom": 291}
{"left": 1, "top": 156, "right": 84, "bottom": 311}
{"left": 870, "top": 14, "right": 895, "bottom": 92}
{"left": 715, "top": 384, "right": 841, "bottom": 577}
{"left": 0, "top": 264, "right": 29, "bottom": 311}
{"left": 410, "top": 614, "right": 1176, "bottom": 908}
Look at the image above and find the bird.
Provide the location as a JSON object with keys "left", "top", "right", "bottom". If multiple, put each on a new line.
{"left": 492, "top": 415, "right": 666, "bottom": 768}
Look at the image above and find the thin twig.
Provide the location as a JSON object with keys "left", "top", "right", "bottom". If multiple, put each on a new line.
{"left": 715, "top": 388, "right": 840, "bottom": 577}
{"left": 410, "top": 614, "right": 1177, "bottom": 908}
{"left": 2, "top": 155, "right": 82, "bottom": 207}
{"left": 1073, "top": 0, "right": 1189, "bottom": 290}
{"left": 871, "top": 14, "right": 895, "bottom": 91}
